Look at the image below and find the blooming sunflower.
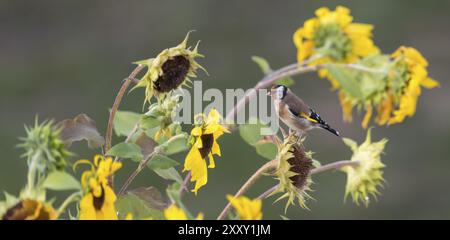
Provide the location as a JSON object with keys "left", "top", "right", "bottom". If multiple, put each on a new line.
{"left": 341, "top": 129, "right": 387, "bottom": 206}
{"left": 293, "top": 6, "right": 379, "bottom": 89}
{"left": 134, "top": 32, "right": 206, "bottom": 104}
{"left": 271, "top": 134, "right": 313, "bottom": 211}
{"left": 183, "top": 109, "right": 229, "bottom": 194}
{"left": 226, "top": 195, "right": 262, "bottom": 220}
{"left": 163, "top": 204, "right": 203, "bottom": 220}
{"left": 385, "top": 46, "right": 440, "bottom": 125}
{"left": 75, "top": 155, "right": 122, "bottom": 220}
{"left": 1, "top": 199, "right": 57, "bottom": 220}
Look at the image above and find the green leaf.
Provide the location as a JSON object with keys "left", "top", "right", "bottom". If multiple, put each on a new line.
{"left": 57, "top": 113, "right": 105, "bottom": 149}
{"left": 107, "top": 142, "right": 143, "bottom": 161}
{"left": 326, "top": 65, "right": 364, "bottom": 100}
{"left": 113, "top": 110, "right": 142, "bottom": 137}
{"left": 252, "top": 56, "right": 272, "bottom": 74}
{"left": 147, "top": 154, "right": 179, "bottom": 170}
{"left": 43, "top": 171, "right": 81, "bottom": 191}
{"left": 153, "top": 167, "right": 183, "bottom": 183}
{"left": 140, "top": 115, "right": 160, "bottom": 130}
{"left": 255, "top": 141, "right": 278, "bottom": 160}
{"left": 116, "top": 191, "right": 164, "bottom": 220}
{"left": 158, "top": 134, "right": 188, "bottom": 155}
{"left": 239, "top": 118, "right": 274, "bottom": 146}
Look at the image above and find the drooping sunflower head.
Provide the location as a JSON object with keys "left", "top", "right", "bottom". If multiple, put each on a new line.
{"left": 293, "top": 6, "right": 379, "bottom": 63}
{"left": 271, "top": 134, "right": 313, "bottom": 211}
{"left": 385, "top": 46, "right": 440, "bottom": 125}
{"left": 75, "top": 155, "right": 122, "bottom": 220}
{"left": 342, "top": 129, "right": 387, "bottom": 207}
{"left": 183, "top": 109, "right": 229, "bottom": 194}
{"left": 226, "top": 195, "right": 263, "bottom": 220}
{"left": 1, "top": 198, "right": 57, "bottom": 220}
{"left": 134, "top": 32, "right": 206, "bottom": 103}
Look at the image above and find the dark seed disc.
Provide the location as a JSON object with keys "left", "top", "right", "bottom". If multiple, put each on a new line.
{"left": 154, "top": 55, "right": 190, "bottom": 93}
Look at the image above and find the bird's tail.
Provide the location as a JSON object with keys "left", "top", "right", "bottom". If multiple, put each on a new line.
{"left": 320, "top": 124, "right": 340, "bottom": 137}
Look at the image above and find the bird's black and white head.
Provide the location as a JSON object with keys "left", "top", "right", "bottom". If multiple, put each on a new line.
{"left": 268, "top": 85, "right": 288, "bottom": 100}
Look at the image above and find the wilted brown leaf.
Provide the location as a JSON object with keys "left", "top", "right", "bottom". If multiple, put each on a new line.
{"left": 57, "top": 114, "right": 105, "bottom": 149}
{"left": 135, "top": 132, "right": 157, "bottom": 158}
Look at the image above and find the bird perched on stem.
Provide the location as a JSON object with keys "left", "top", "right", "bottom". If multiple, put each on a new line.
{"left": 268, "top": 85, "right": 340, "bottom": 137}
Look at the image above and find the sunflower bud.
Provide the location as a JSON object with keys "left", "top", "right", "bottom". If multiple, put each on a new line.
{"left": 19, "top": 119, "right": 71, "bottom": 173}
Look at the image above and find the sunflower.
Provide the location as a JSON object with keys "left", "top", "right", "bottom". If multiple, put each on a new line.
{"left": 386, "top": 46, "right": 440, "bottom": 125}
{"left": 226, "top": 195, "right": 262, "bottom": 220}
{"left": 271, "top": 134, "right": 313, "bottom": 211}
{"left": 134, "top": 32, "right": 206, "bottom": 103}
{"left": 163, "top": 204, "right": 203, "bottom": 220}
{"left": 183, "top": 109, "right": 229, "bottom": 194}
{"left": 341, "top": 129, "right": 387, "bottom": 206}
{"left": 75, "top": 155, "right": 122, "bottom": 220}
{"left": 1, "top": 199, "right": 57, "bottom": 220}
{"left": 293, "top": 6, "right": 379, "bottom": 89}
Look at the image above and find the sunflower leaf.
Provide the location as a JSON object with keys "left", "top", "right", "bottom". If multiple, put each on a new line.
{"left": 107, "top": 142, "right": 143, "bottom": 162}
{"left": 255, "top": 141, "right": 278, "bottom": 160}
{"left": 153, "top": 167, "right": 183, "bottom": 183}
{"left": 116, "top": 191, "right": 164, "bottom": 220}
{"left": 113, "top": 110, "right": 142, "bottom": 137}
{"left": 147, "top": 154, "right": 179, "bottom": 170}
{"left": 43, "top": 171, "right": 81, "bottom": 191}
{"left": 239, "top": 118, "right": 274, "bottom": 146}
{"left": 326, "top": 65, "right": 364, "bottom": 100}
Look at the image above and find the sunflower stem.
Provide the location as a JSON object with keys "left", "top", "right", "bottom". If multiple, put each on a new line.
{"left": 57, "top": 192, "right": 81, "bottom": 217}
{"left": 118, "top": 151, "right": 157, "bottom": 196}
{"left": 26, "top": 148, "right": 43, "bottom": 192}
{"left": 224, "top": 55, "right": 386, "bottom": 128}
{"left": 256, "top": 160, "right": 360, "bottom": 200}
{"left": 217, "top": 159, "right": 278, "bottom": 220}
{"left": 104, "top": 64, "right": 145, "bottom": 154}
{"left": 178, "top": 172, "right": 191, "bottom": 199}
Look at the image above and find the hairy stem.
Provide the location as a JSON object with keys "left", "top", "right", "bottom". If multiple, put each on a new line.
{"left": 217, "top": 159, "right": 278, "bottom": 220}
{"left": 179, "top": 172, "right": 191, "bottom": 199}
{"left": 118, "top": 151, "right": 157, "bottom": 196}
{"left": 26, "top": 149, "right": 42, "bottom": 192}
{"left": 104, "top": 64, "right": 145, "bottom": 153}
{"left": 256, "top": 160, "right": 360, "bottom": 200}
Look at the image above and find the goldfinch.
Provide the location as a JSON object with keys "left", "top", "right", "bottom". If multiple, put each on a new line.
{"left": 268, "top": 85, "right": 340, "bottom": 137}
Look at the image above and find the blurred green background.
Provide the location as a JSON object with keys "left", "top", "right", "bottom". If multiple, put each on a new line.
{"left": 1, "top": 0, "right": 449, "bottom": 219}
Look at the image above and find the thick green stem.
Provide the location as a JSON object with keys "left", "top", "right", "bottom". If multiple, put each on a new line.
{"left": 26, "top": 149, "right": 42, "bottom": 192}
